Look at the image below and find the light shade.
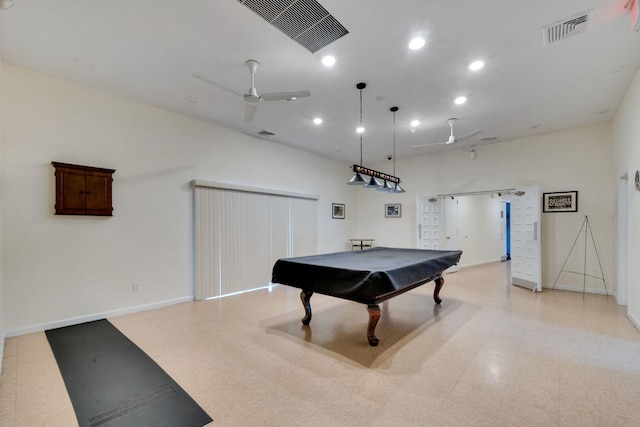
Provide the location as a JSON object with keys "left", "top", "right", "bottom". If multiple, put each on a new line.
{"left": 364, "top": 175, "right": 382, "bottom": 188}
{"left": 389, "top": 183, "right": 406, "bottom": 194}
{"left": 347, "top": 172, "right": 366, "bottom": 185}
{"left": 377, "top": 180, "right": 393, "bottom": 192}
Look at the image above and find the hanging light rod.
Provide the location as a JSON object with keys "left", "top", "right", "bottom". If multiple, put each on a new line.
{"left": 430, "top": 188, "right": 519, "bottom": 201}
{"left": 347, "top": 84, "right": 403, "bottom": 192}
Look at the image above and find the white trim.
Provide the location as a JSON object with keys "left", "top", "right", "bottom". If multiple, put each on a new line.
{"left": 458, "top": 259, "right": 502, "bottom": 270}
{"left": 191, "top": 179, "right": 318, "bottom": 200}
{"left": 628, "top": 311, "right": 640, "bottom": 333}
{"left": 547, "top": 284, "right": 612, "bottom": 296}
{"left": 4, "top": 295, "right": 193, "bottom": 337}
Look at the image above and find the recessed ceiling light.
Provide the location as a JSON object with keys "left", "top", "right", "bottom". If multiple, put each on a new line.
{"left": 356, "top": 126, "right": 365, "bottom": 134}
{"left": 322, "top": 56, "right": 336, "bottom": 66}
{"left": 469, "top": 60, "right": 485, "bottom": 71}
{"left": 454, "top": 96, "right": 467, "bottom": 105}
{"left": 313, "top": 117, "right": 323, "bottom": 124}
{"left": 410, "top": 120, "right": 420, "bottom": 127}
{"left": 408, "top": 37, "right": 425, "bottom": 50}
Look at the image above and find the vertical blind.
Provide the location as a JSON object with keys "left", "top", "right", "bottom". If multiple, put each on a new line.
{"left": 193, "top": 180, "right": 318, "bottom": 300}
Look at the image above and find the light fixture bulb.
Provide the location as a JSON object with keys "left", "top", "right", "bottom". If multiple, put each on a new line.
{"left": 356, "top": 126, "right": 365, "bottom": 134}
{"left": 410, "top": 120, "right": 420, "bottom": 127}
{"left": 313, "top": 117, "right": 323, "bottom": 125}
{"left": 454, "top": 96, "right": 467, "bottom": 105}
{"left": 408, "top": 37, "right": 425, "bottom": 50}
{"left": 469, "top": 60, "right": 485, "bottom": 71}
{"left": 322, "top": 56, "right": 336, "bottom": 67}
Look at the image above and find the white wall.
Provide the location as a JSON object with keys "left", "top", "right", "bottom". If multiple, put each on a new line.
{"left": 612, "top": 67, "right": 640, "bottom": 328}
{"left": 1, "top": 62, "right": 357, "bottom": 335}
{"left": 356, "top": 122, "right": 615, "bottom": 294}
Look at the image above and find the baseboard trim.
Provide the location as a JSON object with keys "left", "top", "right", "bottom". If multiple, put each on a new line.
{"left": 459, "top": 259, "right": 502, "bottom": 270}
{"left": 4, "top": 295, "right": 194, "bottom": 338}
{"left": 627, "top": 310, "right": 640, "bottom": 333}
{"left": 547, "top": 284, "right": 612, "bottom": 296}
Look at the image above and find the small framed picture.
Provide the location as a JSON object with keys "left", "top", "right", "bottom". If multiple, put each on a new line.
{"left": 543, "top": 191, "right": 578, "bottom": 213}
{"left": 385, "top": 203, "right": 402, "bottom": 218}
{"left": 332, "top": 203, "right": 345, "bottom": 219}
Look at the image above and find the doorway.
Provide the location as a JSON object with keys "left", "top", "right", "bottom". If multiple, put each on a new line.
{"left": 501, "top": 202, "right": 511, "bottom": 261}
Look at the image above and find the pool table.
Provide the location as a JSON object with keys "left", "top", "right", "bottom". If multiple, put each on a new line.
{"left": 271, "top": 247, "right": 462, "bottom": 346}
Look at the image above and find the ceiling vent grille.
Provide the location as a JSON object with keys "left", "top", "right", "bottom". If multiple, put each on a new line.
{"left": 543, "top": 10, "right": 592, "bottom": 45}
{"left": 258, "top": 129, "right": 276, "bottom": 136}
{"left": 237, "top": 0, "right": 348, "bottom": 53}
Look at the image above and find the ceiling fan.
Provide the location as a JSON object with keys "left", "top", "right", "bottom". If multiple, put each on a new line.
{"left": 412, "top": 118, "right": 482, "bottom": 149}
{"left": 193, "top": 59, "right": 311, "bottom": 122}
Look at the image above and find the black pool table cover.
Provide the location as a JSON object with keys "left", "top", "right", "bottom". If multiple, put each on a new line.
{"left": 271, "top": 247, "right": 462, "bottom": 305}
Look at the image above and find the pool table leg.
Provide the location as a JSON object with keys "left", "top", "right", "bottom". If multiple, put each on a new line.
{"left": 366, "top": 304, "right": 381, "bottom": 346}
{"left": 433, "top": 275, "right": 444, "bottom": 304}
{"left": 300, "top": 290, "right": 313, "bottom": 325}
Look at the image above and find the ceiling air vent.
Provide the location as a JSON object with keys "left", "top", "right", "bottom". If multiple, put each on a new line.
{"left": 258, "top": 129, "right": 276, "bottom": 137}
{"left": 237, "top": 0, "right": 348, "bottom": 53}
{"left": 543, "top": 10, "right": 592, "bottom": 45}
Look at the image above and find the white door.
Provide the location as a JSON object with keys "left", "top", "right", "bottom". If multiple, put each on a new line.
{"left": 510, "top": 186, "right": 542, "bottom": 292}
{"left": 417, "top": 196, "right": 441, "bottom": 250}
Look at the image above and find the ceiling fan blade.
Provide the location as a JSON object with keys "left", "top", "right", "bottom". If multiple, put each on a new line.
{"left": 244, "top": 103, "right": 257, "bottom": 122}
{"left": 456, "top": 129, "right": 483, "bottom": 142}
{"left": 192, "top": 72, "right": 244, "bottom": 97}
{"left": 411, "top": 141, "right": 448, "bottom": 149}
{"left": 260, "top": 90, "right": 311, "bottom": 102}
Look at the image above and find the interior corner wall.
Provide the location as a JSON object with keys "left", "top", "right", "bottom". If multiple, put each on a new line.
{"left": 613, "top": 67, "right": 640, "bottom": 328}
{"left": 355, "top": 121, "right": 615, "bottom": 294}
{"left": 0, "top": 62, "right": 356, "bottom": 335}
{"left": 0, "top": 59, "right": 5, "bottom": 366}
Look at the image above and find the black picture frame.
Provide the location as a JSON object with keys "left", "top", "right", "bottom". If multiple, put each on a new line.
{"left": 332, "top": 203, "right": 345, "bottom": 219}
{"left": 385, "top": 203, "right": 402, "bottom": 218}
{"left": 543, "top": 191, "right": 578, "bottom": 213}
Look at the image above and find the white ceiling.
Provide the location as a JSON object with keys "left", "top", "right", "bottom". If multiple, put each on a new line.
{"left": 1, "top": 0, "right": 639, "bottom": 165}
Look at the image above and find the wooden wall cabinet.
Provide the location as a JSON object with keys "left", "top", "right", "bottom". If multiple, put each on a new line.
{"left": 52, "top": 162, "right": 115, "bottom": 216}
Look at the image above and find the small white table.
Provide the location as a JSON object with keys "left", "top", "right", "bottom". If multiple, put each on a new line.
{"left": 349, "top": 238, "right": 375, "bottom": 251}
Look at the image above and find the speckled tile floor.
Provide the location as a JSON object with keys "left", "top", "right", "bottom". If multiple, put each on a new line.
{"left": 2, "top": 261, "right": 640, "bottom": 426}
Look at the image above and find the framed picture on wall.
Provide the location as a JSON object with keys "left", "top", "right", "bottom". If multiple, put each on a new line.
{"left": 543, "top": 191, "right": 578, "bottom": 213}
{"left": 385, "top": 203, "right": 402, "bottom": 218}
{"left": 332, "top": 203, "right": 345, "bottom": 219}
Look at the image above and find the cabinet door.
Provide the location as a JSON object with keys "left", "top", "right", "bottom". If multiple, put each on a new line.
{"left": 55, "top": 167, "right": 87, "bottom": 215}
{"left": 85, "top": 171, "right": 112, "bottom": 215}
